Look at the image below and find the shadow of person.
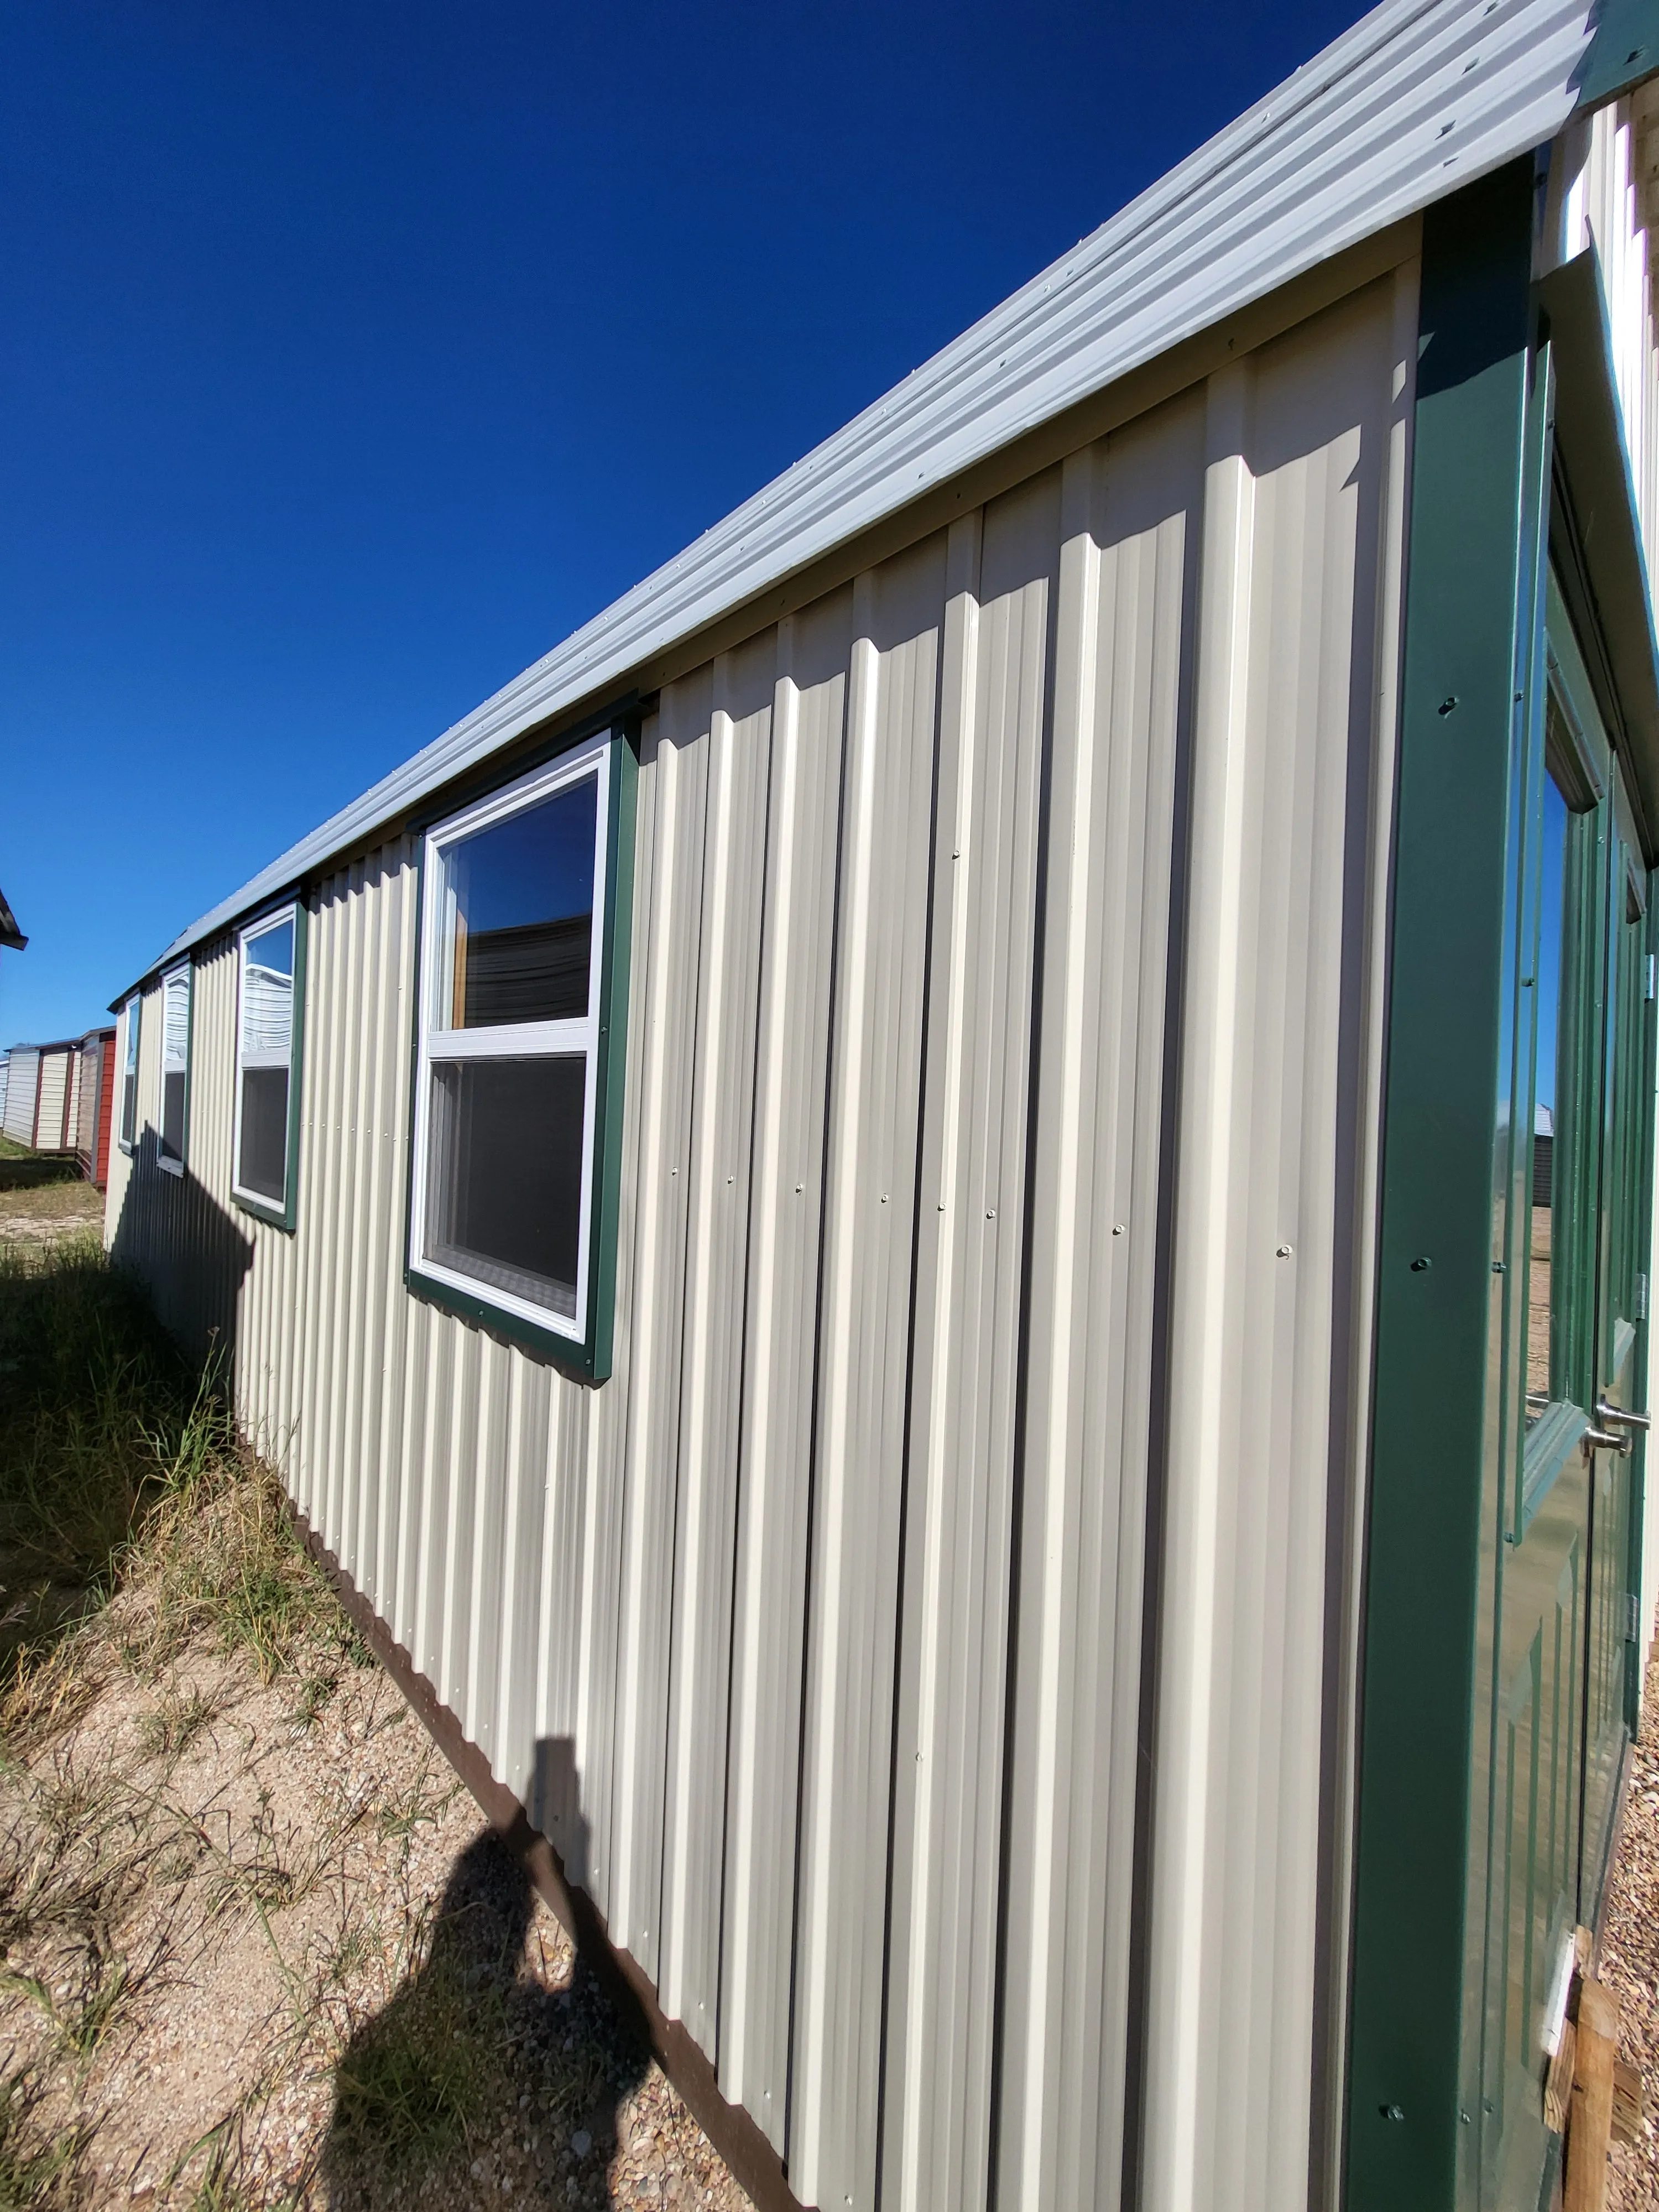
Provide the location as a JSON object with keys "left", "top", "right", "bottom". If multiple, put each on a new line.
{"left": 321, "top": 1751, "right": 650, "bottom": 2208}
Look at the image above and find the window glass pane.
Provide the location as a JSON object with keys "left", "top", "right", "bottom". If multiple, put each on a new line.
{"left": 239, "top": 1068, "right": 290, "bottom": 1202}
{"left": 439, "top": 778, "right": 597, "bottom": 1029}
{"left": 242, "top": 920, "right": 295, "bottom": 1061}
{"left": 425, "top": 1056, "right": 585, "bottom": 1318}
{"left": 161, "top": 1071, "right": 186, "bottom": 1161}
{"left": 1528, "top": 770, "right": 1571, "bottom": 1417}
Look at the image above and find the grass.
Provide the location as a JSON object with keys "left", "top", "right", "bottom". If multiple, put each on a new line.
{"left": 0, "top": 1235, "right": 677, "bottom": 2212}
{"left": 328, "top": 1943, "right": 491, "bottom": 2168}
{"left": 0, "top": 1238, "right": 356, "bottom": 2199}
{"left": 0, "top": 1239, "right": 340, "bottom": 1741}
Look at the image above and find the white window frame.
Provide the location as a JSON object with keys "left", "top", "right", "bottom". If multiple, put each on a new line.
{"left": 231, "top": 901, "right": 300, "bottom": 1216}
{"left": 119, "top": 994, "right": 140, "bottom": 1154}
{"left": 157, "top": 963, "right": 191, "bottom": 1177}
{"left": 409, "top": 734, "right": 611, "bottom": 1343}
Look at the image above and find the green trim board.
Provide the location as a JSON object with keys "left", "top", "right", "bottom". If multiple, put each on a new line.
{"left": 1540, "top": 247, "right": 1659, "bottom": 863}
{"left": 229, "top": 898, "right": 309, "bottom": 1235}
{"left": 1574, "top": 0, "right": 1659, "bottom": 109}
{"left": 1345, "top": 155, "right": 1539, "bottom": 2212}
{"left": 401, "top": 720, "right": 637, "bottom": 1385}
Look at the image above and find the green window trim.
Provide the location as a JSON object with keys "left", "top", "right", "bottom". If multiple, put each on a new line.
{"left": 229, "top": 898, "right": 309, "bottom": 1234}
{"left": 403, "top": 722, "right": 635, "bottom": 1385}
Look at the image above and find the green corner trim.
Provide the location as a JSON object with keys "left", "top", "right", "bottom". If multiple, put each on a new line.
{"left": 1575, "top": 0, "right": 1659, "bottom": 110}
{"left": 1345, "top": 156, "right": 1538, "bottom": 2211}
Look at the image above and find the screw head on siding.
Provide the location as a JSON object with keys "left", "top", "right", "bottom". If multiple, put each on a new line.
{"left": 1411, "top": 1256, "right": 1432, "bottom": 1271}
{"left": 1112, "top": 1223, "right": 1125, "bottom": 1237}
{"left": 1276, "top": 1243, "right": 1292, "bottom": 1257}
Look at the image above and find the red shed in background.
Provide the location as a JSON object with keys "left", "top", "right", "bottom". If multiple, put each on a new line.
{"left": 75, "top": 1027, "right": 116, "bottom": 1190}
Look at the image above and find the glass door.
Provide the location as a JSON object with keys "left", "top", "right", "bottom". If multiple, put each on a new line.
{"left": 1473, "top": 570, "right": 1652, "bottom": 2210}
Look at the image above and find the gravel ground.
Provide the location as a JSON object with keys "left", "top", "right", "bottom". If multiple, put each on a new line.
{"left": 0, "top": 1619, "right": 754, "bottom": 2210}
{"left": 1598, "top": 1639, "right": 1659, "bottom": 2208}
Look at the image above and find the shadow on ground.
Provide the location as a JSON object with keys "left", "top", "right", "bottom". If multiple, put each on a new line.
{"left": 321, "top": 1825, "right": 650, "bottom": 2208}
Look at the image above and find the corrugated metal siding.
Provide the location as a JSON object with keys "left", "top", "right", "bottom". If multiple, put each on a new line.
{"left": 3, "top": 1048, "right": 38, "bottom": 1146}
{"left": 34, "top": 1050, "right": 69, "bottom": 1151}
{"left": 107, "top": 262, "right": 1411, "bottom": 2212}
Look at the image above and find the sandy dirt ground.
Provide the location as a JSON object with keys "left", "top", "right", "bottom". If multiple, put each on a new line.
{"left": 0, "top": 1621, "right": 753, "bottom": 2210}
{"left": 0, "top": 1194, "right": 751, "bottom": 2209}
{"left": 1600, "top": 1640, "right": 1659, "bottom": 2207}
{"left": 0, "top": 1180, "right": 105, "bottom": 1247}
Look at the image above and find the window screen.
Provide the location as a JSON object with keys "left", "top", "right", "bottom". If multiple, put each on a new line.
{"left": 158, "top": 965, "right": 191, "bottom": 1173}
{"left": 233, "top": 907, "right": 300, "bottom": 1215}
{"left": 410, "top": 739, "right": 609, "bottom": 1342}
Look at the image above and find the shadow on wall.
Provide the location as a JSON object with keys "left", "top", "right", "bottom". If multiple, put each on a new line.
{"left": 321, "top": 1739, "right": 653, "bottom": 2209}
{"left": 108, "top": 1130, "right": 254, "bottom": 1367}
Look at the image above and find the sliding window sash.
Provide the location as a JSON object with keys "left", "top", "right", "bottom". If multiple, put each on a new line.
{"left": 231, "top": 900, "right": 307, "bottom": 1230}
{"left": 157, "top": 963, "right": 192, "bottom": 1176}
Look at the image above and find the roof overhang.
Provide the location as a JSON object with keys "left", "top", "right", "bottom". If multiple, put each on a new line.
{"left": 1541, "top": 244, "right": 1659, "bottom": 862}
{"left": 0, "top": 887, "right": 25, "bottom": 953}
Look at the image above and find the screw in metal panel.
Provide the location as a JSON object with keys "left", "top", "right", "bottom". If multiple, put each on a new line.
{"left": 986, "top": 1208, "right": 996, "bottom": 1219}
{"left": 1276, "top": 1243, "right": 1292, "bottom": 1257}
{"left": 1382, "top": 2105, "right": 1406, "bottom": 2124}
{"left": 1112, "top": 1223, "right": 1125, "bottom": 1237}
{"left": 1411, "top": 1256, "right": 1431, "bottom": 1271}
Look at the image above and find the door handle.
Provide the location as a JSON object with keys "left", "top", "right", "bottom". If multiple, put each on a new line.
{"left": 1595, "top": 1400, "right": 1651, "bottom": 1433}
{"left": 1584, "top": 1425, "right": 1634, "bottom": 1456}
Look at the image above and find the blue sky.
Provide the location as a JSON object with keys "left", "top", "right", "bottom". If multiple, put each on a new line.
{"left": 2, "top": 0, "right": 1359, "bottom": 1045}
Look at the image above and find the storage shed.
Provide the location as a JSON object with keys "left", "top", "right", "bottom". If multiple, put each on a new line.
{"left": 74, "top": 1026, "right": 117, "bottom": 1189}
{"left": 1, "top": 1046, "right": 40, "bottom": 1148}
{"left": 104, "top": 3, "right": 1659, "bottom": 2206}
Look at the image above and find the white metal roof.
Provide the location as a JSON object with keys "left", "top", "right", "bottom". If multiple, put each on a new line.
{"left": 151, "top": 0, "right": 1606, "bottom": 976}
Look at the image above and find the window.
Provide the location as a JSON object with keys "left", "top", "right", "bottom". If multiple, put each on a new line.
{"left": 232, "top": 902, "right": 305, "bottom": 1225}
{"left": 158, "top": 964, "right": 191, "bottom": 1175}
{"left": 407, "top": 728, "right": 633, "bottom": 1375}
{"left": 119, "top": 994, "right": 140, "bottom": 1153}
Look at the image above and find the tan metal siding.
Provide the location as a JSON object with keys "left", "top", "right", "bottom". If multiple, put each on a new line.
{"left": 108, "top": 260, "right": 1413, "bottom": 2212}
{"left": 4, "top": 1048, "right": 39, "bottom": 1146}
{"left": 34, "top": 1049, "right": 69, "bottom": 1150}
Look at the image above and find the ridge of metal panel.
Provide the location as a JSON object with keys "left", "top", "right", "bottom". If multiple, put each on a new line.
{"left": 608, "top": 683, "right": 711, "bottom": 1984}
{"left": 791, "top": 545, "right": 942, "bottom": 2212}
{"left": 1141, "top": 281, "right": 1407, "bottom": 2212}
{"left": 992, "top": 390, "right": 1199, "bottom": 2212}
{"left": 881, "top": 471, "right": 1053, "bottom": 2212}
{"left": 718, "top": 591, "right": 852, "bottom": 2152}
{"left": 659, "top": 637, "right": 774, "bottom": 2056}
{"left": 142, "top": 0, "right": 1590, "bottom": 983}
